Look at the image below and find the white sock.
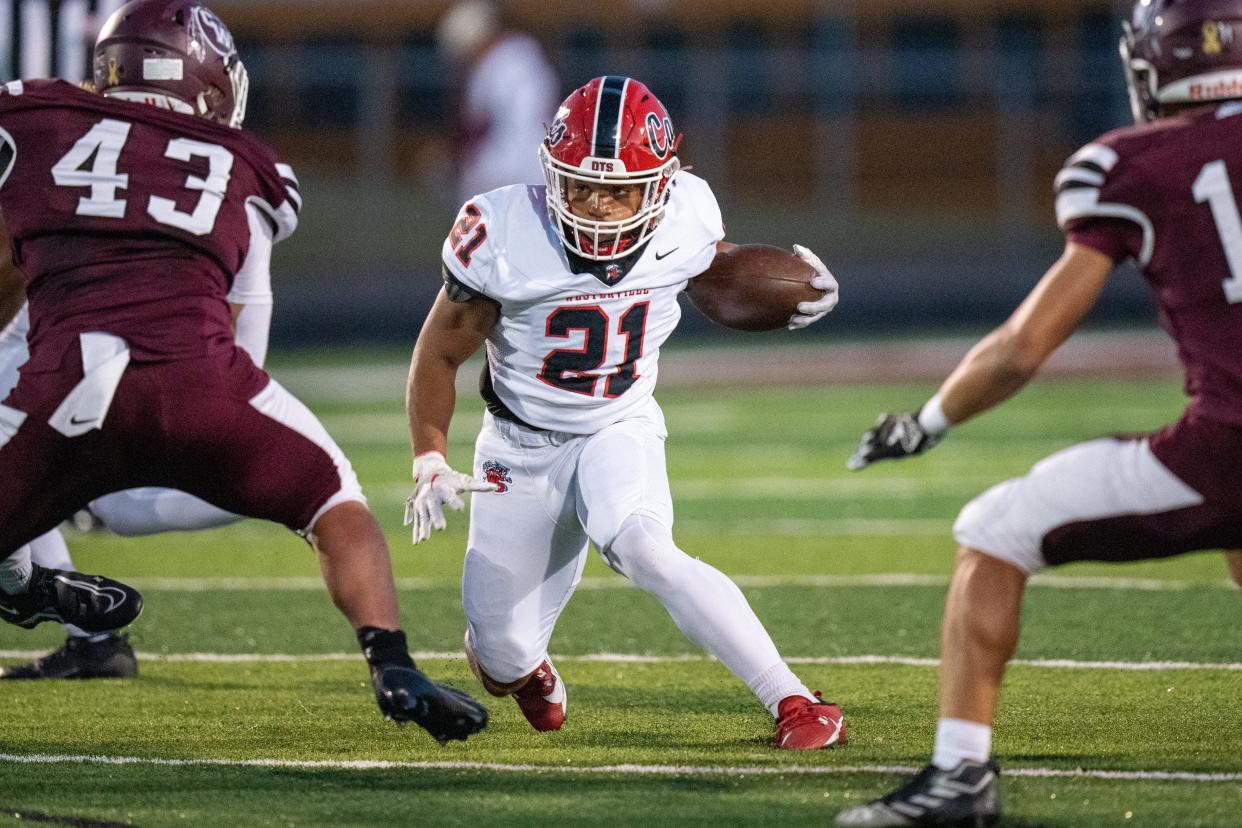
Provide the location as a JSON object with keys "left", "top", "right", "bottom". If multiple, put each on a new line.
{"left": 28, "top": 529, "right": 73, "bottom": 570}
{"left": 0, "top": 546, "right": 33, "bottom": 594}
{"left": 931, "top": 718, "right": 992, "bottom": 770}
{"left": 29, "top": 531, "right": 89, "bottom": 636}
{"left": 747, "top": 661, "right": 817, "bottom": 717}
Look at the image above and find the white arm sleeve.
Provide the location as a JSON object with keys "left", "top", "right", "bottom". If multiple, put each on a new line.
{"left": 228, "top": 202, "right": 275, "bottom": 368}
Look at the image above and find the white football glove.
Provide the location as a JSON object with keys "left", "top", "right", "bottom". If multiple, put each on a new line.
{"left": 403, "top": 451, "right": 497, "bottom": 544}
{"left": 787, "top": 244, "right": 839, "bottom": 330}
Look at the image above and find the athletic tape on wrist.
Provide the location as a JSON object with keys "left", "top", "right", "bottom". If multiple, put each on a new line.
{"left": 917, "top": 393, "right": 951, "bottom": 436}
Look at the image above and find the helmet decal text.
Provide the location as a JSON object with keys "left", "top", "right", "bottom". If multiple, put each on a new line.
{"left": 189, "top": 6, "right": 236, "bottom": 61}
{"left": 646, "top": 112, "right": 674, "bottom": 159}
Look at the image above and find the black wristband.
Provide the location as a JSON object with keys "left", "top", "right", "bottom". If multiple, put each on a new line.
{"left": 357, "top": 626, "right": 416, "bottom": 669}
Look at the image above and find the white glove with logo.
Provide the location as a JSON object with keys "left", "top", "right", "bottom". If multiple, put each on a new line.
{"left": 403, "top": 451, "right": 498, "bottom": 544}
{"left": 787, "top": 244, "right": 840, "bottom": 330}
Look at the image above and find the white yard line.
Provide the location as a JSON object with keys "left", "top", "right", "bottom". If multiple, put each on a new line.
{"left": 0, "top": 752, "right": 1235, "bottom": 783}
{"left": 114, "top": 573, "right": 1236, "bottom": 592}
{"left": 1, "top": 650, "right": 1238, "bottom": 671}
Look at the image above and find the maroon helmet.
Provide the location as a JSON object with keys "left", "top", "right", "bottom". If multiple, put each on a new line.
{"left": 1121, "top": 0, "right": 1242, "bottom": 122}
{"left": 94, "top": 0, "right": 248, "bottom": 127}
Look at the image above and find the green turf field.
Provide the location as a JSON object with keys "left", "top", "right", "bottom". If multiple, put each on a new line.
{"left": 1, "top": 347, "right": 1238, "bottom": 827}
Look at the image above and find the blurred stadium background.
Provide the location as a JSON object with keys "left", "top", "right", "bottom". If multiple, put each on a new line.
{"left": 209, "top": 0, "right": 1149, "bottom": 348}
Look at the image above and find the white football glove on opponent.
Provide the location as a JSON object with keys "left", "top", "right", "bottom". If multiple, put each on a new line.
{"left": 404, "top": 452, "right": 497, "bottom": 544}
{"left": 787, "top": 244, "right": 840, "bottom": 330}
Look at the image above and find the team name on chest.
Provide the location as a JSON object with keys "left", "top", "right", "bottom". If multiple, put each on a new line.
{"left": 563, "top": 288, "right": 651, "bottom": 303}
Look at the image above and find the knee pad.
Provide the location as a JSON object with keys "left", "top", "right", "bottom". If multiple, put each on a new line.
{"left": 603, "top": 512, "right": 685, "bottom": 590}
{"left": 953, "top": 481, "right": 1046, "bottom": 575}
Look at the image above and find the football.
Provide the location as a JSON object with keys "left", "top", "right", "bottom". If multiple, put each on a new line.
{"left": 685, "top": 244, "right": 822, "bottom": 332}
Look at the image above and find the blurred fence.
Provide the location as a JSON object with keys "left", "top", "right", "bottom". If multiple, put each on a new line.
{"left": 206, "top": 0, "right": 1154, "bottom": 345}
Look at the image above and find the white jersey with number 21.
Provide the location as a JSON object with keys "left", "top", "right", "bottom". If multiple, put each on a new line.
{"left": 441, "top": 172, "right": 725, "bottom": 434}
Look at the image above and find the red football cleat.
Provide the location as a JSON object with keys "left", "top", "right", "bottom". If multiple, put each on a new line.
{"left": 774, "top": 691, "right": 846, "bottom": 750}
{"left": 512, "top": 658, "right": 566, "bottom": 732}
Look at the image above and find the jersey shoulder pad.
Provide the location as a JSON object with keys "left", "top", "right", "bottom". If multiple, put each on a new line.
{"left": 670, "top": 171, "right": 725, "bottom": 243}
{"left": 241, "top": 141, "right": 301, "bottom": 244}
{"left": 442, "top": 189, "right": 510, "bottom": 301}
{"left": 1053, "top": 134, "right": 1154, "bottom": 265}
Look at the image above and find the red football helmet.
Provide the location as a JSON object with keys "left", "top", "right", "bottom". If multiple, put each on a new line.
{"left": 539, "top": 76, "right": 681, "bottom": 260}
{"left": 94, "top": 0, "right": 248, "bottom": 128}
{"left": 1122, "top": 0, "right": 1242, "bottom": 122}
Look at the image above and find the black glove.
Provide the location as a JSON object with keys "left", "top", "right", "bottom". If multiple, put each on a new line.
{"left": 847, "top": 411, "right": 943, "bottom": 471}
{"left": 358, "top": 627, "right": 489, "bottom": 744}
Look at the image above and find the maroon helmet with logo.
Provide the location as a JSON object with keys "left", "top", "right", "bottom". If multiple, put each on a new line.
{"left": 539, "top": 76, "right": 681, "bottom": 261}
{"left": 1121, "top": 0, "right": 1242, "bottom": 122}
{"left": 94, "top": 0, "right": 248, "bottom": 127}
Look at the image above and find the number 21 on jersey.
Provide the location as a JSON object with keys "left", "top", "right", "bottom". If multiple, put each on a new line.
{"left": 539, "top": 302, "right": 650, "bottom": 398}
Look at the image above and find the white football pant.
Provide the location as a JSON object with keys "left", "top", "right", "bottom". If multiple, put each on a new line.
{"left": 463, "top": 403, "right": 811, "bottom": 714}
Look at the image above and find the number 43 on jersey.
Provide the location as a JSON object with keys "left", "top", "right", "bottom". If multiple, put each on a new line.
{"left": 51, "top": 117, "right": 234, "bottom": 236}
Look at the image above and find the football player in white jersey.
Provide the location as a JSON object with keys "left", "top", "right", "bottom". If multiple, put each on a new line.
{"left": 405, "top": 76, "right": 846, "bottom": 748}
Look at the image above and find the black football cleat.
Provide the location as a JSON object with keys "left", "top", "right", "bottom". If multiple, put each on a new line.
{"left": 0, "top": 564, "right": 143, "bottom": 633}
{"left": 370, "top": 663, "right": 490, "bottom": 744}
{"left": 834, "top": 760, "right": 1001, "bottom": 827}
{"left": 1, "top": 633, "right": 138, "bottom": 680}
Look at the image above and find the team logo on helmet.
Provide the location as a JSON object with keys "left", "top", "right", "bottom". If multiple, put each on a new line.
{"left": 482, "top": 460, "right": 512, "bottom": 494}
{"left": 645, "top": 112, "right": 674, "bottom": 160}
{"left": 188, "top": 6, "right": 235, "bottom": 62}
{"left": 548, "top": 107, "right": 570, "bottom": 147}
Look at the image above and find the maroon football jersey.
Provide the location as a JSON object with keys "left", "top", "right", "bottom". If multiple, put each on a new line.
{"left": 0, "top": 79, "right": 299, "bottom": 371}
{"left": 1056, "top": 102, "right": 1242, "bottom": 426}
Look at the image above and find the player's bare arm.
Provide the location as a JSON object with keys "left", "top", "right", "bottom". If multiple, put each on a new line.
{"left": 407, "top": 287, "right": 499, "bottom": 455}
{"left": 0, "top": 212, "right": 25, "bottom": 330}
{"left": 404, "top": 288, "right": 500, "bottom": 543}
{"left": 935, "top": 242, "right": 1113, "bottom": 423}
{"left": 848, "top": 242, "right": 1112, "bottom": 470}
